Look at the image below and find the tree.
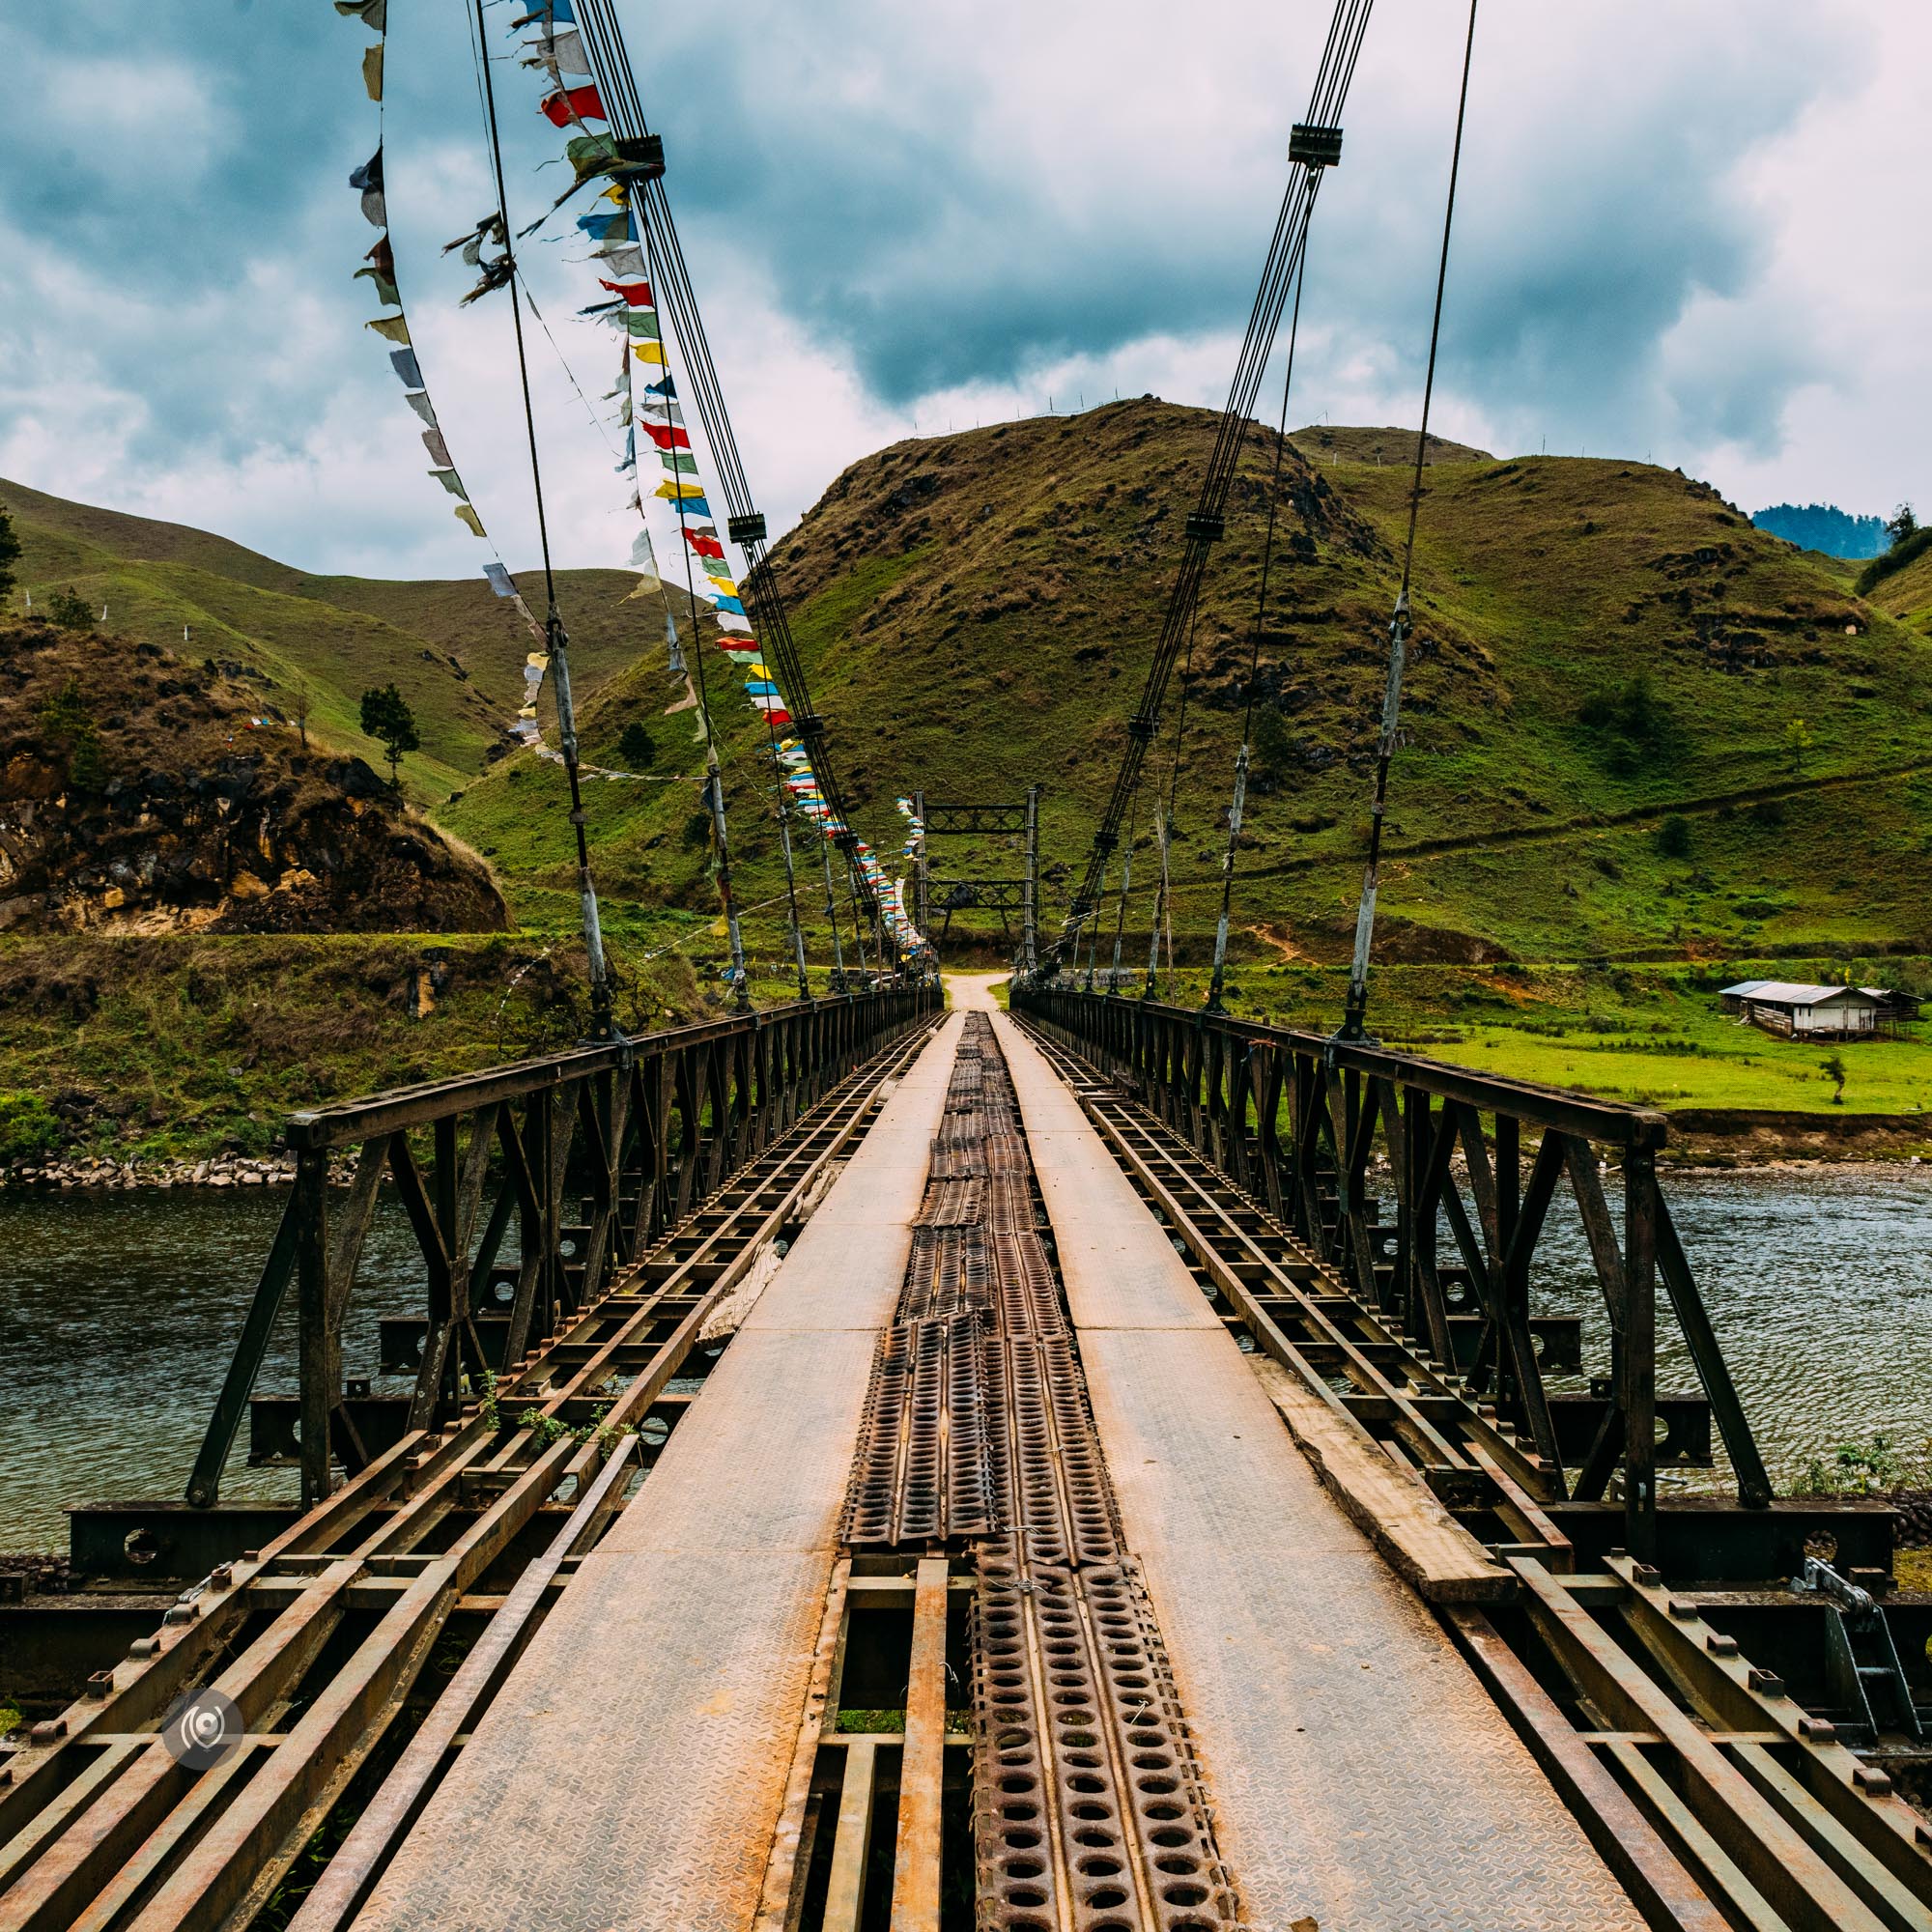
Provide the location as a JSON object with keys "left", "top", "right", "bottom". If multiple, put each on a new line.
{"left": 38, "top": 677, "right": 105, "bottom": 790}
{"left": 45, "top": 585, "right": 94, "bottom": 630}
{"left": 0, "top": 503, "right": 20, "bottom": 604}
{"left": 1785, "top": 717, "right": 1813, "bottom": 773}
{"left": 1657, "top": 814, "right": 1692, "bottom": 859}
{"left": 617, "top": 721, "right": 656, "bottom": 767}
{"left": 358, "top": 683, "right": 420, "bottom": 787}
{"left": 1820, "top": 1053, "right": 1846, "bottom": 1105}
{"left": 293, "top": 689, "right": 312, "bottom": 752}
{"left": 1886, "top": 502, "right": 1918, "bottom": 549}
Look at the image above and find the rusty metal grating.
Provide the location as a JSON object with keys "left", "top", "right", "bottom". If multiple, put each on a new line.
{"left": 917, "top": 1177, "right": 985, "bottom": 1226}
{"left": 900, "top": 1224, "right": 994, "bottom": 1324}
{"left": 842, "top": 1313, "right": 997, "bottom": 1546}
{"left": 837, "top": 1009, "right": 1245, "bottom": 1927}
{"left": 972, "top": 1554, "right": 1241, "bottom": 1931}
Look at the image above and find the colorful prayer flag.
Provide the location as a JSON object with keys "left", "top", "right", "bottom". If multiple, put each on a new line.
{"left": 542, "top": 84, "right": 607, "bottom": 127}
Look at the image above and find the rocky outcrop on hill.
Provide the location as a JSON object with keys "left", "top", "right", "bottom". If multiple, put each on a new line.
{"left": 0, "top": 622, "right": 506, "bottom": 933}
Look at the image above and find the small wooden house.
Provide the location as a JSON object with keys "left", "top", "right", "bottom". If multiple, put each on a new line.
{"left": 1718, "top": 981, "right": 1881, "bottom": 1038}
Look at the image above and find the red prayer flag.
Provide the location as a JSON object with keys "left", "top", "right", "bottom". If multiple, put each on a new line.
{"left": 685, "top": 535, "right": 725, "bottom": 559}
{"left": 641, "top": 422, "right": 692, "bottom": 452}
{"left": 541, "top": 85, "right": 607, "bottom": 128}
{"left": 597, "top": 277, "right": 655, "bottom": 306}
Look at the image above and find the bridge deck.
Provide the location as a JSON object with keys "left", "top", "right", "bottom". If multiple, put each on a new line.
{"left": 992, "top": 1009, "right": 1645, "bottom": 1932}
{"left": 352, "top": 1014, "right": 964, "bottom": 1932}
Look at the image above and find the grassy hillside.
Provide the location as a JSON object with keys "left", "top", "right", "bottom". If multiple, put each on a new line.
{"left": 0, "top": 477, "right": 704, "bottom": 798}
{"left": 1863, "top": 541, "right": 1932, "bottom": 638}
{"left": 440, "top": 401, "right": 1932, "bottom": 975}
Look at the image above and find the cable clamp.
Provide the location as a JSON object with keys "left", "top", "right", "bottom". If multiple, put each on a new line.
{"left": 1289, "top": 123, "right": 1344, "bottom": 169}
{"left": 613, "top": 135, "right": 666, "bottom": 182}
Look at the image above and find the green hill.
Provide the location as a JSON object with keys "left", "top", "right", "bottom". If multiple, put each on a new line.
{"left": 0, "top": 476, "right": 705, "bottom": 798}
{"left": 437, "top": 401, "right": 1932, "bottom": 968}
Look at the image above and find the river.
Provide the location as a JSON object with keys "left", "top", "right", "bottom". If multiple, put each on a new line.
{"left": 3, "top": 1167, "right": 1929, "bottom": 1551}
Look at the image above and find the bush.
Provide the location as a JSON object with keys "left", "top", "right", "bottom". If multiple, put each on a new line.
{"left": 1244, "top": 704, "right": 1297, "bottom": 794}
{"left": 1577, "top": 672, "right": 1674, "bottom": 774}
{"left": 616, "top": 722, "right": 656, "bottom": 767}
{"left": 45, "top": 585, "right": 95, "bottom": 630}
{"left": 0, "top": 1091, "right": 63, "bottom": 1163}
{"left": 1657, "top": 814, "right": 1692, "bottom": 859}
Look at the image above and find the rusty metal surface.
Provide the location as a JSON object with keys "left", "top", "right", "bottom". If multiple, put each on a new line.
{"left": 350, "top": 1018, "right": 963, "bottom": 1932}
{"left": 994, "top": 1010, "right": 1646, "bottom": 1932}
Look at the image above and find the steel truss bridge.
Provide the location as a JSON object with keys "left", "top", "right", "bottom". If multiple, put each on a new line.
{"left": 4, "top": 982, "right": 1929, "bottom": 1932}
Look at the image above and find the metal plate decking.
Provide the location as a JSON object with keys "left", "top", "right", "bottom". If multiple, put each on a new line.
{"left": 993, "top": 1009, "right": 1645, "bottom": 1932}
{"left": 352, "top": 1014, "right": 964, "bottom": 1932}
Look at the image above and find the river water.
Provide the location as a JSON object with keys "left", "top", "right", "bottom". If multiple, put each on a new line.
{"left": 3, "top": 1168, "right": 1929, "bottom": 1551}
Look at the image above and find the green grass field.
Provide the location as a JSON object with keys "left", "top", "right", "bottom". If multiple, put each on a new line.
{"left": 1139, "top": 956, "right": 1932, "bottom": 1121}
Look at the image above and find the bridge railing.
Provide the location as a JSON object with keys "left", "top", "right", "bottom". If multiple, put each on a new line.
{"left": 188, "top": 984, "right": 937, "bottom": 1508}
{"left": 1011, "top": 986, "right": 1771, "bottom": 1558}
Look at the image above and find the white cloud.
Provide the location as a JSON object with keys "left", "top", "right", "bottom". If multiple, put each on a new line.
{"left": 1, "top": 0, "right": 1926, "bottom": 582}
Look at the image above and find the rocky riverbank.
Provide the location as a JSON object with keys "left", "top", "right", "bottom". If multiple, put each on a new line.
{"left": 1, "top": 1151, "right": 297, "bottom": 1190}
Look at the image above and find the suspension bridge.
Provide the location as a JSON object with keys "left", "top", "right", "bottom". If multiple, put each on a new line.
{"left": 4, "top": 2, "right": 1929, "bottom": 1929}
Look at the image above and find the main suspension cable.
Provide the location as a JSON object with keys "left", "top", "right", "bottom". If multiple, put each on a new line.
{"left": 470, "top": 0, "right": 615, "bottom": 1036}
{"left": 1207, "top": 220, "right": 1315, "bottom": 1012}
{"left": 1335, "top": 0, "right": 1480, "bottom": 1044}
{"left": 1049, "top": 0, "right": 1375, "bottom": 973}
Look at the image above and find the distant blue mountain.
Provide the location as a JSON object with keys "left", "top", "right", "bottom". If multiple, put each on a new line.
{"left": 1750, "top": 502, "right": 1888, "bottom": 558}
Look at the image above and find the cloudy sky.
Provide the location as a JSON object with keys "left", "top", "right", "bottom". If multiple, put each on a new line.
{"left": 0, "top": 0, "right": 1923, "bottom": 582}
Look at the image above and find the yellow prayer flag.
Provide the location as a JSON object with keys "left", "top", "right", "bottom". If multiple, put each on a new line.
{"left": 633, "top": 342, "right": 666, "bottom": 365}
{"left": 708, "top": 920, "right": 728, "bottom": 937}
{"left": 453, "top": 504, "right": 486, "bottom": 538}
{"left": 655, "top": 480, "right": 702, "bottom": 500}
{"left": 362, "top": 43, "right": 384, "bottom": 100}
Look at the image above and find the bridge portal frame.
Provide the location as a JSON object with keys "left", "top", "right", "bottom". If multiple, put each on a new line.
{"left": 914, "top": 785, "right": 1042, "bottom": 967}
